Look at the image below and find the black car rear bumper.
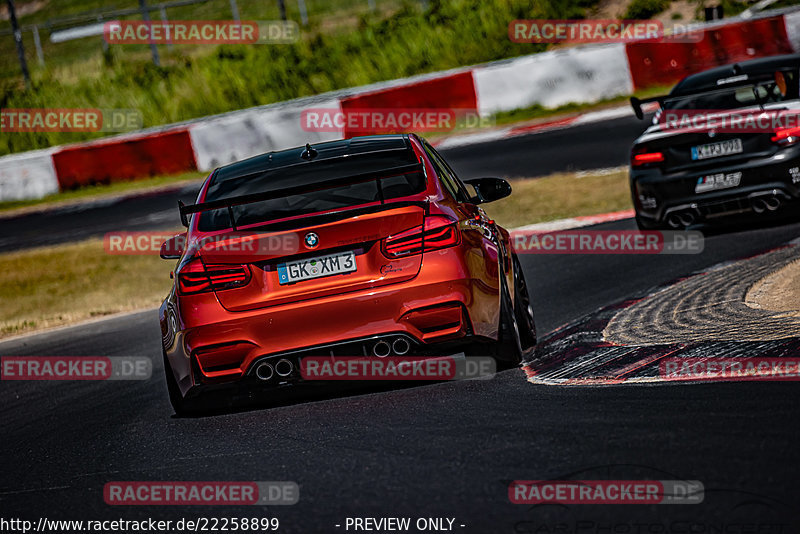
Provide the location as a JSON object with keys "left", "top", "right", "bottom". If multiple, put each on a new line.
{"left": 631, "top": 146, "right": 800, "bottom": 227}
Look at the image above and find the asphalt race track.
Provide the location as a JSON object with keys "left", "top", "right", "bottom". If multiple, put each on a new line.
{"left": 2, "top": 213, "right": 800, "bottom": 530}
{"left": 0, "top": 114, "right": 646, "bottom": 253}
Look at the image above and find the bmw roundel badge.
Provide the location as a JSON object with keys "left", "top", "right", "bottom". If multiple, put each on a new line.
{"left": 304, "top": 232, "right": 319, "bottom": 249}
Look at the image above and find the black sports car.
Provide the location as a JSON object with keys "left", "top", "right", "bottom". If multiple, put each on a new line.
{"left": 630, "top": 54, "right": 800, "bottom": 229}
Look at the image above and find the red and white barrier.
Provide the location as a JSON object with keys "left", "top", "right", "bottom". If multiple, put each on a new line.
{"left": 52, "top": 129, "right": 196, "bottom": 189}
{"left": 474, "top": 43, "right": 634, "bottom": 115}
{"left": 188, "top": 100, "right": 344, "bottom": 171}
{"left": 625, "top": 15, "right": 794, "bottom": 90}
{"left": 0, "top": 148, "right": 60, "bottom": 201}
{"left": 339, "top": 71, "right": 478, "bottom": 138}
{"left": 2, "top": 9, "right": 799, "bottom": 202}
{"left": 786, "top": 11, "right": 800, "bottom": 52}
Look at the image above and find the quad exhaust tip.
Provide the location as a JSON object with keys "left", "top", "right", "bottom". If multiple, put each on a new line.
{"left": 392, "top": 337, "right": 411, "bottom": 355}
{"left": 677, "top": 211, "right": 696, "bottom": 227}
{"left": 751, "top": 196, "right": 781, "bottom": 214}
{"left": 666, "top": 210, "right": 696, "bottom": 228}
{"left": 372, "top": 337, "right": 413, "bottom": 357}
{"left": 275, "top": 359, "right": 294, "bottom": 377}
{"left": 752, "top": 198, "right": 768, "bottom": 214}
{"left": 255, "top": 362, "right": 274, "bottom": 381}
{"left": 765, "top": 196, "right": 781, "bottom": 212}
{"left": 372, "top": 340, "right": 392, "bottom": 358}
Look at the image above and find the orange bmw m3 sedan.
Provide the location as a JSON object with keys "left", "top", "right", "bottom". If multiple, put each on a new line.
{"left": 158, "top": 133, "right": 535, "bottom": 414}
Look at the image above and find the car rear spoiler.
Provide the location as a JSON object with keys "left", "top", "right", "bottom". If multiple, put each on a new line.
{"left": 630, "top": 72, "right": 787, "bottom": 120}
{"left": 178, "top": 161, "right": 426, "bottom": 230}
{"left": 630, "top": 95, "right": 666, "bottom": 120}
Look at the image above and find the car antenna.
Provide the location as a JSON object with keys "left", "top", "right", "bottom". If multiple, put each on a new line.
{"left": 301, "top": 143, "right": 318, "bottom": 161}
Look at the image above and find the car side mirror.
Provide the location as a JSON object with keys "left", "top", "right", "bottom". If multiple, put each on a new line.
{"left": 160, "top": 233, "right": 187, "bottom": 260}
{"left": 464, "top": 177, "right": 512, "bottom": 204}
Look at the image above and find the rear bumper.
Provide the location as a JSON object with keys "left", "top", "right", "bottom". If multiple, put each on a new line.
{"left": 631, "top": 147, "right": 800, "bottom": 226}
{"left": 161, "top": 248, "right": 499, "bottom": 397}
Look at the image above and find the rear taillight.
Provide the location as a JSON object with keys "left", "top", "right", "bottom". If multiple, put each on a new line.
{"left": 177, "top": 257, "right": 251, "bottom": 295}
{"left": 772, "top": 127, "right": 800, "bottom": 146}
{"left": 631, "top": 151, "right": 665, "bottom": 166}
{"left": 382, "top": 216, "right": 461, "bottom": 258}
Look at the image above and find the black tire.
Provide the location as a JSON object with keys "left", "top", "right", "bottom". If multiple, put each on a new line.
{"left": 635, "top": 213, "right": 666, "bottom": 231}
{"left": 163, "top": 350, "right": 203, "bottom": 416}
{"left": 512, "top": 253, "right": 537, "bottom": 350}
{"left": 495, "top": 272, "right": 523, "bottom": 369}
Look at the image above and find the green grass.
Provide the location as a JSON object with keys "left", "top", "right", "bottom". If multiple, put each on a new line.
{"left": 623, "top": 0, "right": 670, "bottom": 19}
{"left": 0, "top": 0, "right": 602, "bottom": 156}
{"left": 485, "top": 169, "right": 631, "bottom": 229}
{"left": 0, "top": 0, "right": 406, "bottom": 76}
{"left": 0, "top": 238, "right": 175, "bottom": 338}
{"left": 0, "top": 167, "right": 631, "bottom": 338}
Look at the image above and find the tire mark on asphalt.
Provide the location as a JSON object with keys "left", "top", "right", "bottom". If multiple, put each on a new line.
{"left": 603, "top": 244, "right": 800, "bottom": 345}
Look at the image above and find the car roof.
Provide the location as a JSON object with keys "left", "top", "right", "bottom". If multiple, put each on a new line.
{"left": 670, "top": 53, "right": 800, "bottom": 96}
{"left": 212, "top": 134, "right": 414, "bottom": 184}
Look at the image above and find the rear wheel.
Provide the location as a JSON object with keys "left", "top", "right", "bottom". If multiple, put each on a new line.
{"left": 495, "top": 272, "right": 523, "bottom": 369}
{"left": 163, "top": 350, "right": 204, "bottom": 416}
{"left": 635, "top": 213, "right": 666, "bottom": 230}
{"left": 512, "top": 253, "right": 537, "bottom": 350}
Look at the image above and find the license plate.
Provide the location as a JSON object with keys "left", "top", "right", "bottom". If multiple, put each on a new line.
{"left": 277, "top": 251, "right": 356, "bottom": 285}
{"left": 695, "top": 171, "right": 742, "bottom": 193}
{"left": 691, "top": 138, "right": 743, "bottom": 160}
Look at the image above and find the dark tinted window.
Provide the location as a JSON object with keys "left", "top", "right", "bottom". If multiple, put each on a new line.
{"left": 422, "top": 141, "right": 469, "bottom": 202}
{"left": 198, "top": 149, "right": 426, "bottom": 231}
{"left": 664, "top": 76, "right": 797, "bottom": 111}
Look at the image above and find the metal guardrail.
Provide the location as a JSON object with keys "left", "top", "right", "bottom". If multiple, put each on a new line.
{"left": 0, "top": 0, "right": 212, "bottom": 35}
{"left": 3, "top": 0, "right": 798, "bottom": 76}
{"left": 0, "top": 0, "right": 231, "bottom": 68}
{"left": 0, "top": 0, "right": 317, "bottom": 69}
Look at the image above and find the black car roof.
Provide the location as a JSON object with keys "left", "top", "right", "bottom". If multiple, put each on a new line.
{"left": 670, "top": 53, "right": 800, "bottom": 96}
{"left": 212, "top": 134, "right": 414, "bottom": 184}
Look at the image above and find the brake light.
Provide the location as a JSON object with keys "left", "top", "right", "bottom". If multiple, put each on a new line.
{"left": 382, "top": 216, "right": 461, "bottom": 258}
{"left": 631, "top": 151, "right": 665, "bottom": 166}
{"left": 177, "top": 257, "right": 251, "bottom": 295}
{"left": 772, "top": 126, "right": 800, "bottom": 146}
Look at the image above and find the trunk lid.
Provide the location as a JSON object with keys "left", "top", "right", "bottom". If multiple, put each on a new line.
{"left": 201, "top": 204, "right": 426, "bottom": 312}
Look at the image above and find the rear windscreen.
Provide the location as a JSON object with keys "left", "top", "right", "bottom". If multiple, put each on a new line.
{"left": 198, "top": 152, "right": 426, "bottom": 231}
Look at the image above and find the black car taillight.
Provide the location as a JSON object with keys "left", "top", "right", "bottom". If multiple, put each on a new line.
{"left": 772, "top": 126, "right": 800, "bottom": 146}
{"left": 382, "top": 215, "right": 461, "bottom": 258}
{"left": 177, "top": 257, "right": 251, "bottom": 295}
{"left": 631, "top": 150, "right": 665, "bottom": 166}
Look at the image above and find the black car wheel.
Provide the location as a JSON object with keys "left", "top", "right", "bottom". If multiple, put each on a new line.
{"left": 635, "top": 213, "right": 668, "bottom": 230}
{"left": 512, "top": 252, "right": 537, "bottom": 350}
{"left": 495, "top": 272, "right": 523, "bottom": 369}
{"left": 163, "top": 350, "right": 204, "bottom": 416}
